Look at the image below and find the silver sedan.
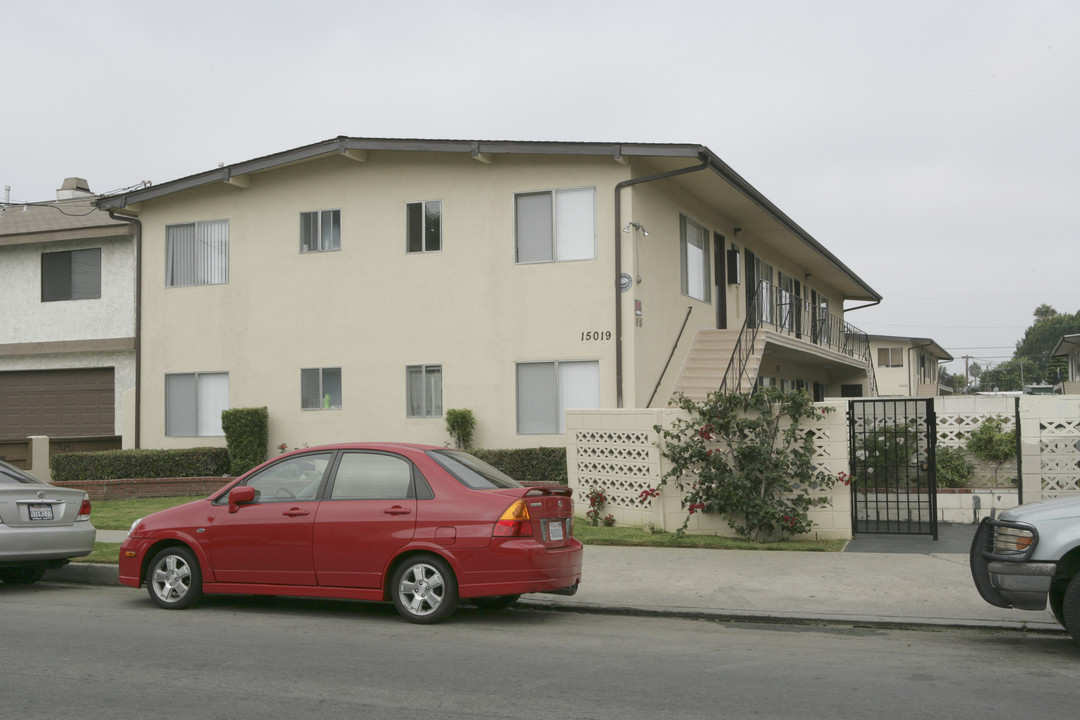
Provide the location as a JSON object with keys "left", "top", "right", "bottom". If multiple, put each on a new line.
{"left": 0, "top": 460, "right": 96, "bottom": 584}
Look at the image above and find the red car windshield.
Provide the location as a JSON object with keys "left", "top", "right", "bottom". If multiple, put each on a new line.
{"left": 427, "top": 450, "right": 522, "bottom": 490}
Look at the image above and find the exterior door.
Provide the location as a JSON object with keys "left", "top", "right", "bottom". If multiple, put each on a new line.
{"left": 313, "top": 451, "right": 418, "bottom": 588}
{"left": 208, "top": 452, "right": 333, "bottom": 585}
{"left": 714, "top": 233, "right": 727, "bottom": 329}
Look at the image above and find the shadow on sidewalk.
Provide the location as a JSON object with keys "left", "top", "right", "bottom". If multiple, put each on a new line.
{"left": 844, "top": 522, "right": 976, "bottom": 554}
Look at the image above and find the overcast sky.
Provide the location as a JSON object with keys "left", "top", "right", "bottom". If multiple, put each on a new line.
{"left": 4, "top": 0, "right": 1078, "bottom": 374}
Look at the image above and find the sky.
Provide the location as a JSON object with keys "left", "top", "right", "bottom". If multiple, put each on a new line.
{"left": 3, "top": 0, "right": 1078, "bottom": 375}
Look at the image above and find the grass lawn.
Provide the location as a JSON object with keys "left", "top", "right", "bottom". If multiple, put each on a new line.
{"left": 76, "top": 495, "right": 845, "bottom": 563}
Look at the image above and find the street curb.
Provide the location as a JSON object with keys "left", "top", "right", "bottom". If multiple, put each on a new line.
{"left": 43, "top": 563, "right": 1067, "bottom": 635}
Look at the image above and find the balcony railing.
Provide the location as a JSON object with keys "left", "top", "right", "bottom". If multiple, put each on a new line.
{"left": 720, "top": 280, "right": 878, "bottom": 395}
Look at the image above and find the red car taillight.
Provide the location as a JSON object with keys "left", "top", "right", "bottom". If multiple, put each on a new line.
{"left": 493, "top": 499, "right": 533, "bottom": 537}
{"left": 76, "top": 497, "right": 92, "bottom": 522}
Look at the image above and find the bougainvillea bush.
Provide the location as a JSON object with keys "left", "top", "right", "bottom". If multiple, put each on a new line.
{"left": 651, "top": 387, "right": 838, "bottom": 542}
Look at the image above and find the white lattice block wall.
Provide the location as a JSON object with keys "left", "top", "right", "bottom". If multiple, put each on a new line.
{"left": 1019, "top": 396, "right": 1080, "bottom": 500}
{"left": 566, "top": 409, "right": 664, "bottom": 528}
{"left": 936, "top": 396, "right": 1017, "bottom": 448}
{"left": 567, "top": 403, "right": 852, "bottom": 540}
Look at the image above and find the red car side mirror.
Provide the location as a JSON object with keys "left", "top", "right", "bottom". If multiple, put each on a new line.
{"left": 228, "top": 486, "right": 257, "bottom": 513}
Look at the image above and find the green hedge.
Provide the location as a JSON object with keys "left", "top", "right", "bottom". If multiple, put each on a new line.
{"left": 50, "top": 447, "right": 231, "bottom": 483}
{"left": 222, "top": 406, "right": 269, "bottom": 476}
{"left": 472, "top": 447, "right": 567, "bottom": 485}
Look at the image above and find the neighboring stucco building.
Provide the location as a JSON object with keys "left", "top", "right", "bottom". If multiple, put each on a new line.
{"left": 868, "top": 335, "right": 953, "bottom": 397}
{"left": 1052, "top": 334, "right": 1080, "bottom": 394}
{"left": 0, "top": 178, "right": 136, "bottom": 443}
{"left": 97, "top": 137, "right": 882, "bottom": 451}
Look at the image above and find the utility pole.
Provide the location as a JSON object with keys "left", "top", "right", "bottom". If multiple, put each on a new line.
{"left": 963, "top": 355, "right": 972, "bottom": 393}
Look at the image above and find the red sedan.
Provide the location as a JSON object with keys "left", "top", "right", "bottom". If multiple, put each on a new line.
{"left": 119, "top": 444, "right": 581, "bottom": 623}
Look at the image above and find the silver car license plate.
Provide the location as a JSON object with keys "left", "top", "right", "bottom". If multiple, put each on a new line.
{"left": 29, "top": 504, "right": 54, "bottom": 521}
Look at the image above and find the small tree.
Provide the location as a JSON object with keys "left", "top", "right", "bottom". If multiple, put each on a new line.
{"left": 965, "top": 416, "right": 1016, "bottom": 487}
{"left": 444, "top": 408, "right": 476, "bottom": 450}
{"left": 652, "top": 388, "right": 838, "bottom": 542}
{"left": 935, "top": 445, "right": 975, "bottom": 489}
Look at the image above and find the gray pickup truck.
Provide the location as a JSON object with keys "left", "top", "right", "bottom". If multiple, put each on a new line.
{"left": 970, "top": 496, "right": 1080, "bottom": 644}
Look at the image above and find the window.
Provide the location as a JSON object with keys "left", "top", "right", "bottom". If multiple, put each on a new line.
{"left": 41, "top": 248, "right": 101, "bottom": 302}
{"left": 238, "top": 452, "right": 332, "bottom": 503}
{"left": 878, "top": 347, "right": 904, "bottom": 368}
{"left": 301, "top": 368, "right": 342, "bottom": 409}
{"left": 756, "top": 259, "right": 775, "bottom": 324}
{"left": 516, "top": 360, "right": 600, "bottom": 434}
{"left": 329, "top": 452, "right": 413, "bottom": 500}
{"left": 406, "top": 365, "right": 442, "bottom": 417}
{"left": 166, "top": 220, "right": 229, "bottom": 287}
{"left": 165, "top": 372, "right": 229, "bottom": 436}
{"left": 514, "top": 187, "right": 596, "bottom": 263}
{"left": 679, "top": 215, "right": 711, "bottom": 302}
{"left": 777, "top": 273, "right": 795, "bottom": 331}
{"left": 406, "top": 201, "right": 441, "bottom": 253}
{"left": 300, "top": 210, "right": 340, "bottom": 252}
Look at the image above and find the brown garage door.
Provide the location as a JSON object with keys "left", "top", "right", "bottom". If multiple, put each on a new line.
{"left": 0, "top": 368, "right": 115, "bottom": 439}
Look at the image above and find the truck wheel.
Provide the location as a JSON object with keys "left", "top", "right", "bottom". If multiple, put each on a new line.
{"left": 1061, "top": 575, "right": 1080, "bottom": 645}
{"left": 1050, "top": 579, "right": 1068, "bottom": 628}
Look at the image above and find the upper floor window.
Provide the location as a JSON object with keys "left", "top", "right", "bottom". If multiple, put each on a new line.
{"left": 301, "top": 367, "right": 342, "bottom": 409}
{"left": 406, "top": 201, "right": 441, "bottom": 253}
{"left": 516, "top": 360, "right": 600, "bottom": 434}
{"left": 407, "top": 365, "right": 442, "bottom": 417}
{"left": 41, "top": 248, "right": 101, "bottom": 302}
{"left": 165, "top": 371, "right": 229, "bottom": 436}
{"left": 300, "top": 210, "right": 340, "bottom": 253}
{"left": 680, "top": 215, "right": 711, "bottom": 302}
{"left": 878, "top": 347, "right": 904, "bottom": 368}
{"left": 515, "top": 187, "right": 596, "bottom": 264}
{"left": 166, "top": 220, "right": 229, "bottom": 287}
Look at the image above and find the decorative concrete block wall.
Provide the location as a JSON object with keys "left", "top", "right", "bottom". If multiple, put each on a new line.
{"left": 566, "top": 402, "right": 852, "bottom": 540}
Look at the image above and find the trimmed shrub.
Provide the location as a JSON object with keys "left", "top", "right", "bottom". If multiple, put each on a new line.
{"left": 445, "top": 408, "right": 476, "bottom": 450}
{"left": 51, "top": 447, "right": 231, "bottom": 483}
{"left": 222, "top": 406, "right": 269, "bottom": 476}
{"left": 472, "top": 447, "right": 567, "bottom": 485}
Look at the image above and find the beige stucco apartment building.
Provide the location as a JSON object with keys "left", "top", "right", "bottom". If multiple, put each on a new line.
{"left": 868, "top": 335, "right": 953, "bottom": 397}
{"left": 97, "top": 138, "right": 882, "bottom": 451}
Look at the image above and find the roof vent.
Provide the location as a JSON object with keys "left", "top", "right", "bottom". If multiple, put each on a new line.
{"left": 56, "top": 177, "right": 93, "bottom": 200}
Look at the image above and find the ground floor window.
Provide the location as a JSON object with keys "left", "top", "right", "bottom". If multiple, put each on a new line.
{"left": 165, "top": 372, "right": 228, "bottom": 436}
{"left": 516, "top": 360, "right": 600, "bottom": 434}
{"left": 407, "top": 365, "right": 442, "bottom": 417}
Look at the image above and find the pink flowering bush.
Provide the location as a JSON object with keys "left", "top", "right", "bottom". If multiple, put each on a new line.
{"left": 654, "top": 387, "right": 838, "bottom": 542}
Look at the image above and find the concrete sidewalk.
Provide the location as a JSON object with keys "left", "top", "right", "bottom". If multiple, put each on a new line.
{"left": 50, "top": 528, "right": 1065, "bottom": 633}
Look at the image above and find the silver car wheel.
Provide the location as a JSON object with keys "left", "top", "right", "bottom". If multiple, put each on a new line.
{"left": 398, "top": 562, "right": 445, "bottom": 616}
{"left": 151, "top": 552, "right": 193, "bottom": 604}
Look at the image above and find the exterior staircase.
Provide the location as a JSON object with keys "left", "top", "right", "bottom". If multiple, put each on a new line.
{"left": 672, "top": 329, "right": 764, "bottom": 402}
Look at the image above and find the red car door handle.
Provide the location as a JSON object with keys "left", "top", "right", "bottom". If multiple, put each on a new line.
{"left": 383, "top": 506, "right": 412, "bottom": 516}
{"left": 283, "top": 508, "right": 310, "bottom": 517}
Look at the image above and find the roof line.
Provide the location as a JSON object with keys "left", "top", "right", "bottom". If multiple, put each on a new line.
{"left": 95, "top": 136, "right": 879, "bottom": 299}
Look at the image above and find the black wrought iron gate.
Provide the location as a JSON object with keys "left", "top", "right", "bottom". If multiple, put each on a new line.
{"left": 848, "top": 398, "right": 938, "bottom": 539}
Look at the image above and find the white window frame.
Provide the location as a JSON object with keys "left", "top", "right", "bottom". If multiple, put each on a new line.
{"left": 165, "top": 220, "right": 229, "bottom": 287}
{"left": 41, "top": 247, "right": 101, "bottom": 302}
{"left": 165, "top": 372, "right": 229, "bottom": 437}
{"left": 514, "top": 187, "right": 596, "bottom": 264}
{"left": 406, "top": 365, "right": 442, "bottom": 417}
{"left": 301, "top": 367, "right": 342, "bottom": 410}
{"left": 406, "top": 200, "right": 442, "bottom": 253}
{"left": 300, "top": 210, "right": 341, "bottom": 253}
{"left": 878, "top": 347, "right": 904, "bottom": 368}
{"left": 679, "top": 215, "right": 711, "bottom": 302}
{"left": 516, "top": 360, "right": 600, "bottom": 435}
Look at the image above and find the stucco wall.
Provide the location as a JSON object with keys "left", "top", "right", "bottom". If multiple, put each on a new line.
{"left": 0, "top": 234, "right": 135, "bottom": 344}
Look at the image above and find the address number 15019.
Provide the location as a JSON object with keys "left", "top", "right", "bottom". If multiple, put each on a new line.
{"left": 581, "top": 331, "right": 612, "bottom": 341}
